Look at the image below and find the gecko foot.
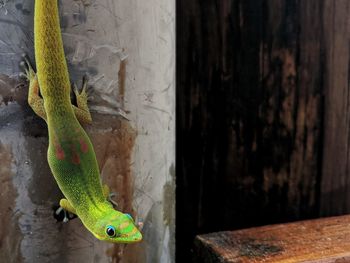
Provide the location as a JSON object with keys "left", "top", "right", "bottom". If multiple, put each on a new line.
{"left": 73, "top": 75, "right": 94, "bottom": 101}
{"left": 53, "top": 205, "right": 76, "bottom": 222}
{"left": 19, "top": 54, "right": 36, "bottom": 81}
{"left": 108, "top": 192, "right": 118, "bottom": 208}
{"left": 56, "top": 207, "right": 69, "bottom": 223}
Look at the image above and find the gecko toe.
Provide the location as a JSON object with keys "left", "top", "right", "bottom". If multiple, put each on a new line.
{"left": 20, "top": 54, "right": 36, "bottom": 81}
{"left": 19, "top": 72, "right": 27, "bottom": 79}
{"left": 63, "top": 213, "right": 69, "bottom": 223}
{"left": 19, "top": 61, "right": 26, "bottom": 68}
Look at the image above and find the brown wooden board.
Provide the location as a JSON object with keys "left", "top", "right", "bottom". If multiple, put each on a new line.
{"left": 194, "top": 215, "right": 350, "bottom": 263}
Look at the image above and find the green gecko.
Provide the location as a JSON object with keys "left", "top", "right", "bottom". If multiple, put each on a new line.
{"left": 22, "top": 0, "right": 142, "bottom": 243}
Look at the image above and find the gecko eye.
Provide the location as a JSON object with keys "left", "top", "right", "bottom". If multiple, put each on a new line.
{"left": 106, "top": 225, "right": 116, "bottom": 237}
{"left": 125, "top": 213, "right": 134, "bottom": 222}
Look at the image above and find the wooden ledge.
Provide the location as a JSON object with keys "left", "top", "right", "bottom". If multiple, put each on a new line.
{"left": 194, "top": 215, "right": 350, "bottom": 263}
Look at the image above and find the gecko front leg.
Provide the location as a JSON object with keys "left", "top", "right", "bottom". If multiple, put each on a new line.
{"left": 56, "top": 184, "right": 117, "bottom": 223}
{"left": 21, "top": 55, "right": 92, "bottom": 124}
{"left": 72, "top": 75, "right": 92, "bottom": 124}
{"left": 55, "top": 198, "right": 77, "bottom": 223}
{"left": 103, "top": 184, "right": 118, "bottom": 208}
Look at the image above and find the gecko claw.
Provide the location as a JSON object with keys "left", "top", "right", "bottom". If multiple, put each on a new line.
{"left": 55, "top": 206, "right": 63, "bottom": 215}
{"left": 63, "top": 211, "right": 69, "bottom": 223}
{"left": 19, "top": 72, "right": 27, "bottom": 79}
{"left": 19, "top": 61, "right": 26, "bottom": 68}
{"left": 82, "top": 75, "right": 95, "bottom": 98}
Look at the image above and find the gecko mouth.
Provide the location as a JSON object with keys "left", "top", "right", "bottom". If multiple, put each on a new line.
{"left": 113, "top": 232, "right": 143, "bottom": 243}
{"left": 92, "top": 227, "right": 142, "bottom": 243}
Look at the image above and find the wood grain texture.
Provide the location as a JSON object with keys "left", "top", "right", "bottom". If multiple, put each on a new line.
{"left": 194, "top": 215, "right": 350, "bottom": 263}
{"left": 176, "top": 0, "right": 350, "bottom": 260}
{"left": 177, "top": 0, "right": 324, "bottom": 259}
{"left": 321, "top": 0, "right": 350, "bottom": 216}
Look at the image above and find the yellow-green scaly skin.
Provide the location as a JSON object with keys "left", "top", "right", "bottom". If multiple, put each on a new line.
{"left": 32, "top": 0, "right": 142, "bottom": 243}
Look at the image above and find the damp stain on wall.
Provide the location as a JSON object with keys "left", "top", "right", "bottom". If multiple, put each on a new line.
{"left": 118, "top": 59, "right": 127, "bottom": 109}
{"left": 87, "top": 115, "right": 143, "bottom": 262}
{"left": 163, "top": 164, "right": 175, "bottom": 261}
{"left": 0, "top": 142, "right": 22, "bottom": 263}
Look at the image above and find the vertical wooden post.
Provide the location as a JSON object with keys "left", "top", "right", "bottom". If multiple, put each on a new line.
{"left": 0, "top": 0, "right": 175, "bottom": 262}
{"left": 321, "top": 0, "right": 350, "bottom": 216}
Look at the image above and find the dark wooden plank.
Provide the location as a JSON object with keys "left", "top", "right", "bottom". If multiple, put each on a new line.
{"left": 194, "top": 215, "right": 350, "bottom": 263}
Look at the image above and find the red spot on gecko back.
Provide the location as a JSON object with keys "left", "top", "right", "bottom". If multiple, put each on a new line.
{"left": 54, "top": 140, "right": 65, "bottom": 160}
{"left": 79, "top": 139, "right": 89, "bottom": 153}
{"left": 56, "top": 147, "right": 65, "bottom": 160}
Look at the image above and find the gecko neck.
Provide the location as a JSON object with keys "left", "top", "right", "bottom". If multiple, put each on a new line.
{"left": 34, "top": 0, "right": 71, "bottom": 104}
{"left": 77, "top": 201, "right": 115, "bottom": 229}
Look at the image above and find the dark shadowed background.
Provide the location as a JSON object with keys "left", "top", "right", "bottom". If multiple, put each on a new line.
{"left": 177, "top": 0, "right": 350, "bottom": 261}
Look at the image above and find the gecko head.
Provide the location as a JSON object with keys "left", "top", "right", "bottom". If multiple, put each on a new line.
{"left": 93, "top": 210, "right": 142, "bottom": 243}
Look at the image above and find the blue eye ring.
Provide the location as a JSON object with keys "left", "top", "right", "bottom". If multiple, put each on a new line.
{"left": 106, "top": 225, "right": 116, "bottom": 237}
{"left": 125, "top": 213, "right": 134, "bottom": 222}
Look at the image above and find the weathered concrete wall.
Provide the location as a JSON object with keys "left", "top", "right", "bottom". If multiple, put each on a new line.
{"left": 0, "top": 0, "right": 175, "bottom": 262}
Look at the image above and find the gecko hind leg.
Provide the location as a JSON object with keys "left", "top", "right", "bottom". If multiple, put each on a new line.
{"left": 20, "top": 54, "right": 47, "bottom": 121}
{"left": 72, "top": 75, "right": 92, "bottom": 124}
{"left": 103, "top": 184, "right": 118, "bottom": 208}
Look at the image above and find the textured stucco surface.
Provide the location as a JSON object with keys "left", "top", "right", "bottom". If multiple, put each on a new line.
{"left": 0, "top": 0, "right": 175, "bottom": 262}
